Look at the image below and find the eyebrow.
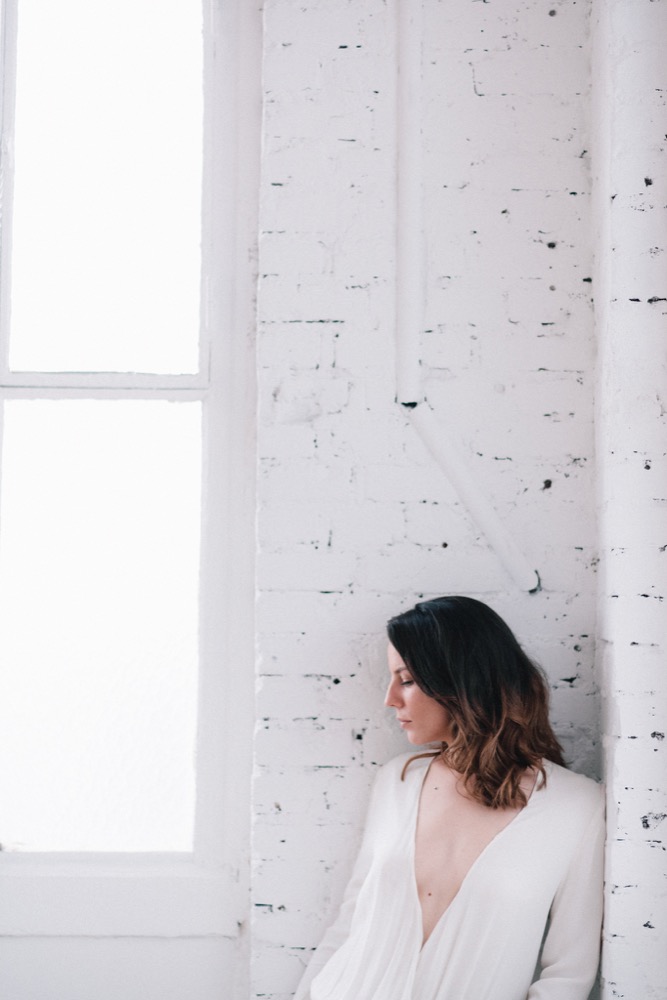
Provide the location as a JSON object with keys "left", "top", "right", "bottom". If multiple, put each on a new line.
{"left": 392, "top": 666, "right": 412, "bottom": 675}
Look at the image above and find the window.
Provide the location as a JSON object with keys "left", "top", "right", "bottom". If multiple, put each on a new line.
{"left": 0, "top": 0, "right": 257, "bottom": 941}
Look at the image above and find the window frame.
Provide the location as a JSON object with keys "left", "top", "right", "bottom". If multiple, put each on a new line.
{"left": 0, "top": 0, "right": 258, "bottom": 939}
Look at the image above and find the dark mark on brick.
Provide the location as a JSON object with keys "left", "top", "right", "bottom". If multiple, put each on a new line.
{"left": 640, "top": 813, "right": 667, "bottom": 830}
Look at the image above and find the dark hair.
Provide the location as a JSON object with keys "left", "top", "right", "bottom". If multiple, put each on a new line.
{"left": 386, "top": 595, "right": 565, "bottom": 809}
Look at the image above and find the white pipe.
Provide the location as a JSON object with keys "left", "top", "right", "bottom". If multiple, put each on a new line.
{"left": 408, "top": 406, "right": 540, "bottom": 591}
{"left": 394, "top": 0, "right": 539, "bottom": 594}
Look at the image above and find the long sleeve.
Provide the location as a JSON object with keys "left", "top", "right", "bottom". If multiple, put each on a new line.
{"left": 527, "top": 784, "right": 605, "bottom": 1000}
{"left": 292, "top": 766, "right": 385, "bottom": 1000}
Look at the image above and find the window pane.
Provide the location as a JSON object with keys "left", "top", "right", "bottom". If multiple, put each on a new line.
{"left": 8, "top": 0, "right": 202, "bottom": 374}
{"left": 0, "top": 399, "right": 201, "bottom": 851}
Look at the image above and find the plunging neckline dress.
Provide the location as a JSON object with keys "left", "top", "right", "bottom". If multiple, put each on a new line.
{"left": 413, "top": 755, "right": 536, "bottom": 947}
{"left": 294, "top": 751, "right": 604, "bottom": 1000}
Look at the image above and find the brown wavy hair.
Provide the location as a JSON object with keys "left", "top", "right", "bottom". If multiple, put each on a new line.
{"left": 387, "top": 596, "right": 566, "bottom": 809}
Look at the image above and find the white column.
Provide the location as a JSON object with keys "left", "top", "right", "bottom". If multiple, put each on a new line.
{"left": 593, "top": 1, "right": 667, "bottom": 995}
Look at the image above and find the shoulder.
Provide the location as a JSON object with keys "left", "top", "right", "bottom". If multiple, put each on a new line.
{"left": 368, "top": 750, "right": 431, "bottom": 798}
{"left": 371, "top": 750, "right": 420, "bottom": 784}
{"left": 544, "top": 761, "right": 604, "bottom": 798}
{"left": 378, "top": 749, "right": 433, "bottom": 780}
{"left": 540, "top": 761, "right": 605, "bottom": 823}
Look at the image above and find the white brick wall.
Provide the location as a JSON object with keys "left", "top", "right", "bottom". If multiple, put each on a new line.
{"left": 593, "top": 1, "right": 667, "bottom": 996}
{"left": 254, "top": 1, "right": 601, "bottom": 997}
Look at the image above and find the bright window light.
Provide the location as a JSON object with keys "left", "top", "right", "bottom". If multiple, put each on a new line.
{"left": 8, "top": 0, "right": 202, "bottom": 373}
{"left": 0, "top": 399, "right": 201, "bottom": 851}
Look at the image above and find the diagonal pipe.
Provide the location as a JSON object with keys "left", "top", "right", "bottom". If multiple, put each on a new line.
{"left": 395, "top": 0, "right": 539, "bottom": 593}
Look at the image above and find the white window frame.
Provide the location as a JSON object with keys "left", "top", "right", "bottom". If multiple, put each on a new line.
{"left": 0, "top": 0, "right": 258, "bottom": 940}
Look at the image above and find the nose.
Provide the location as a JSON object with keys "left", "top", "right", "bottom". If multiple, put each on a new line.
{"left": 385, "top": 679, "right": 401, "bottom": 708}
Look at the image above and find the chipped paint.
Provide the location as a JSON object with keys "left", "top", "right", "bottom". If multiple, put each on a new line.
{"left": 254, "top": 1, "right": 600, "bottom": 998}
{"left": 593, "top": 0, "right": 667, "bottom": 996}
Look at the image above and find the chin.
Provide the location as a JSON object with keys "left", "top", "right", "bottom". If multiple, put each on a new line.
{"left": 406, "top": 732, "right": 446, "bottom": 747}
{"left": 406, "top": 732, "right": 434, "bottom": 746}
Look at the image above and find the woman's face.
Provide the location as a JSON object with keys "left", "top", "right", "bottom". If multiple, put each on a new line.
{"left": 385, "top": 643, "right": 453, "bottom": 745}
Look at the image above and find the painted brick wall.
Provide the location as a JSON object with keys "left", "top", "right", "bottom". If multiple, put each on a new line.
{"left": 593, "top": 2, "right": 667, "bottom": 996}
{"left": 254, "top": 2, "right": 598, "bottom": 997}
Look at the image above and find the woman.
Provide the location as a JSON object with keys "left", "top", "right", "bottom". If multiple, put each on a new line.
{"left": 294, "top": 596, "right": 605, "bottom": 1000}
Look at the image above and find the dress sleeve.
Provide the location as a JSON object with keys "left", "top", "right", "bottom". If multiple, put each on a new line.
{"left": 292, "top": 765, "right": 387, "bottom": 1000}
{"left": 527, "top": 784, "right": 605, "bottom": 1000}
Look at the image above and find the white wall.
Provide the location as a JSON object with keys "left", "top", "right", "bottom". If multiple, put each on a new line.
{"left": 0, "top": 939, "right": 243, "bottom": 1000}
{"left": 3, "top": 2, "right": 664, "bottom": 998}
{"left": 593, "top": 1, "right": 667, "bottom": 996}
{"left": 254, "top": 1, "right": 600, "bottom": 997}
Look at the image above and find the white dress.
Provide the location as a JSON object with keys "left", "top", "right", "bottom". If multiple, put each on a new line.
{"left": 294, "top": 752, "right": 605, "bottom": 1000}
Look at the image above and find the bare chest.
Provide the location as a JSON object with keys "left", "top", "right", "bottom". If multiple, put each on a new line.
{"left": 414, "top": 762, "right": 523, "bottom": 944}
